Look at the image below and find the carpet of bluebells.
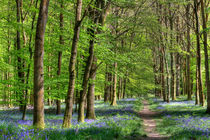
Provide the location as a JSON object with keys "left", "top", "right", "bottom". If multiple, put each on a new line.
{"left": 152, "top": 98, "right": 210, "bottom": 139}
{"left": 0, "top": 98, "right": 145, "bottom": 140}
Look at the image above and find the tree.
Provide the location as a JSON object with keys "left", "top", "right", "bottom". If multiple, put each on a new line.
{"left": 33, "top": 0, "right": 50, "bottom": 129}
{"left": 78, "top": 0, "right": 100, "bottom": 122}
{"left": 63, "top": 0, "right": 83, "bottom": 128}
{"left": 200, "top": 0, "right": 210, "bottom": 113}
{"left": 56, "top": 0, "right": 64, "bottom": 115}
{"left": 186, "top": 2, "right": 192, "bottom": 100}
{"left": 194, "top": 0, "right": 205, "bottom": 106}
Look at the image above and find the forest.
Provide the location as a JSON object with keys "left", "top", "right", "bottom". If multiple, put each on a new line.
{"left": 0, "top": 0, "right": 209, "bottom": 139}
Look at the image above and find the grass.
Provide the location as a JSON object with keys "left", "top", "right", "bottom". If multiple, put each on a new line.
{"left": 0, "top": 98, "right": 145, "bottom": 140}
{"left": 150, "top": 96, "right": 210, "bottom": 140}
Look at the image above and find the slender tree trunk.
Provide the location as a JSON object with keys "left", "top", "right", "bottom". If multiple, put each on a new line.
{"left": 33, "top": 0, "right": 50, "bottom": 129}
{"left": 186, "top": 3, "right": 192, "bottom": 100}
{"left": 110, "top": 73, "right": 113, "bottom": 101}
{"left": 152, "top": 49, "right": 160, "bottom": 98}
{"left": 78, "top": 33, "right": 95, "bottom": 122}
{"left": 22, "top": 0, "right": 39, "bottom": 120}
{"left": 111, "top": 62, "right": 117, "bottom": 106}
{"left": 16, "top": 0, "right": 25, "bottom": 111}
{"left": 75, "top": 59, "right": 80, "bottom": 113}
{"left": 157, "top": 3, "right": 166, "bottom": 101}
{"left": 63, "top": 0, "right": 82, "bottom": 128}
{"left": 200, "top": 0, "right": 210, "bottom": 113}
{"left": 169, "top": 3, "right": 176, "bottom": 101}
{"left": 183, "top": 60, "right": 187, "bottom": 96}
{"left": 86, "top": 57, "right": 97, "bottom": 119}
{"left": 194, "top": 0, "right": 205, "bottom": 106}
{"left": 123, "top": 77, "right": 126, "bottom": 99}
{"left": 104, "top": 66, "right": 110, "bottom": 102}
{"left": 175, "top": 14, "right": 180, "bottom": 96}
{"left": 78, "top": 4, "right": 99, "bottom": 122}
{"left": 163, "top": 7, "right": 170, "bottom": 102}
{"left": 195, "top": 66, "right": 200, "bottom": 105}
{"left": 118, "top": 78, "right": 122, "bottom": 100}
{"left": 56, "top": 0, "right": 64, "bottom": 115}
{"left": 160, "top": 48, "right": 166, "bottom": 102}
{"left": 163, "top": 47, "right": 170, "bottom": 103}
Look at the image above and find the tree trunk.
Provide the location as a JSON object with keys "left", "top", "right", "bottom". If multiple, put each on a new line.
{"left": 200, "top": 0, "right": 210, "bottom": 113}
{"left": 86, "top": 57, "right": 97, "bottom": 119}
{"left": 78, "top": 33, "right": 95, "bottom": 122}
{"left": 169, "top": 3, "right": 176, "bottom": 101}
{"left": 186, "top": 3, "right": 192, "bottom": 100}
{"left": 56, "top": 0, "right": 64, "bottom": 115}
{"left": 194, "top": 0, "right": 205, "bottom": 106}
{"left": 104, "top": 65, "right": 110, "bottom": 102}
{"left": 111, "top": 62, "right": 117, "bottom": 106}
{"left": 161, "top": 48, "right": 166, "bottom": 102}
{"left": 163, "top": 8, "right": 170, "bottom": 102}
{"left": 16, "top": 0, "right": 25, "bottom": 111}
{"left": 63, "top": 0, "right": 82, "bottom": 128}
{"left": 78, "top": 3, "right": 99, "bottom": 122}
{"left": 110, "top": 73, "right": 113, "bottom": 101}
{"left": 33, "top": 0, "right": 50, "bottom": 129}
{"left": 163, "top": 47, "right": 170, "bottom": 103}
{"left": 175, "top": 6, "right": 180, "bottom": 97}
{"left": 75, "top": 60, "right": 80, "bottom": 113}
{"left": 195, "top": 66, "right": 200, "bottom": 105}
{"left": 123, "top": 77, "right": 126, "bottom": 99}
{"left": 22, "top": 0, "right": 39, "bottom": 120}
{"left": 118, "top": 78, "right": 122, "bottom": 100}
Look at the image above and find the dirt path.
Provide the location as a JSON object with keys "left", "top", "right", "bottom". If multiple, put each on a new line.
{"left": 138, "top": 100, "right": 167, "bottom": 140}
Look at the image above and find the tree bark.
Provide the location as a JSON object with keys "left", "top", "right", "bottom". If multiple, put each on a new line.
{"left": 169, "top": 3, "right": 176, "bottom": 101}
{"left": 160, "top": 48, "right": 166, "bottom": 102}
{"left": 33, "top": 0, "right": 50, "bottom": 129}
{"left": 104, "top": 65, "right": 110, "bottom": 102}
{"left": 111, "top": 62, "right": 117, "bottom": 106}
{"left": 200, "top": 0, "right": 210, "bottom": 113}
{"left": 194, "top": 0, "right": 205, "bottom": 106}
{"left": 186, "top": 3, "right": 192, "bottom": 100}
{"left": 175, "top": 12, "right": 180, "bottom": 97}
{"left": 22, "top": 0, "right": 39, "bottom": 120}
{"left": 78, "top": 3, "right": 99, "bottom": 122}
{"left": 16, "top": 0, "right": 25, "bottom": 111}
{"left": 118, "top": 78, "right": 122, "bottom": 100}
{"left": 63, "top": 0, "right": 83, "bottom": 128}
{"left": 195, "top": 66, "right": 200, "bottom": 105}
{"left": 78, "top": 29, "right": 95, "bottom": 122}
{"left": 123, "top": 77, "right": 126, "bottom": 99}
{"left": 86, "top": 57, "right": 97, "bottom": 119}
{"left": 56, "top": 0, "right": 64, "bottom": 115}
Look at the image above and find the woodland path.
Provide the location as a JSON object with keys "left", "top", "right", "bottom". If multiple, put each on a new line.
{"left": 138, "top": 100, "right": 168, "bottom": 140}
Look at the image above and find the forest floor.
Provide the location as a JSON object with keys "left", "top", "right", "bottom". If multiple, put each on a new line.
{"left": 0, "top": 98, "right": 146, "bottom": 140}
{"left": 138, "top": 100, "right": 168, "bottom": 140}
{"left": 150, "top": 97, "right": 210, "bottom": 140}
